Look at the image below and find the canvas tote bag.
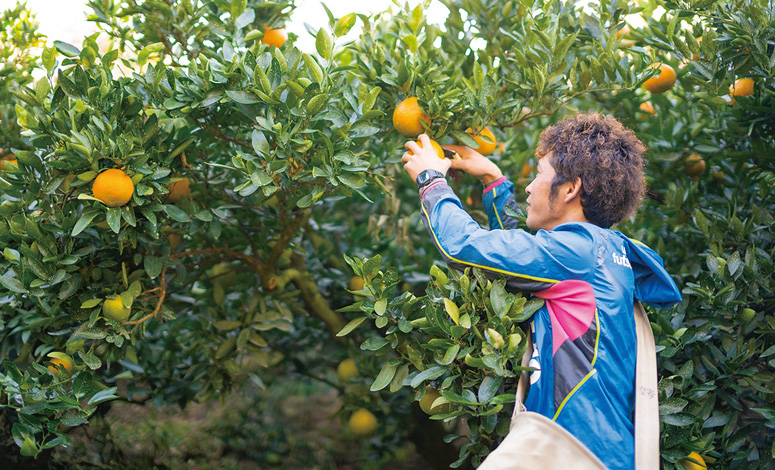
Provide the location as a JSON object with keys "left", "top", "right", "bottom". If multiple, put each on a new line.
{"left": 478, "top": 301, "right": 659, "bottom": 470}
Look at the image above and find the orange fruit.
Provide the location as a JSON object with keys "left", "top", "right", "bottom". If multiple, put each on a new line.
{"left": 348, "top": 408, "right": 378, "bottom": 437}
{"left": 167, "top": 177, "right": 191, "bottom": 203}
{"left": 103, "top": 296, "right": 131, "bottom": 322}
{"left": 47, "top": 356, "right": 73, "bottom": 375}
{"left": 639, "top": 101, "right": 655, "bottom": 115}
{"left": 0, "top": 154, "right": 17, "bottom": 170}
{"left": 684, "top": 153, "right": 706, "bottom": 177}
{"left": 392, "top": 97, "right": 430, "bottom": 137}
{"left": 261, "top": 28, "right": 288, "bottom": 48}
{"left": 643, "top": 64, "right": 677, "bottom": 94}
{"left": 336, "top": 358, "right": 359, "bottom": 382}
{"left": 93, "top": 169, "right": 134, "bottom": 207}
{"left": 520, "top": 163, "right": 533, "bottom": 178}
{"left": 419, "top": 386, "right": 452, "bottom": 415}
{"left": 465, "top": 127, "right": 497, "bottom": 155}
{"left": 349, "top": 275, "right": 365, "bottom": 291}
{"left": 408, "top": 139, "right": 444, "bottom": 159}
{"left": 679, "top": 452, "right": 707, "bottom": 470}
{"left": 729, "top": 78, "right": 754, "bottom": 104}
{"left": 168, "top": 233, "right": 182, "bottom": 251}
{"left": 616, "top": 24, "right": 630, "bottom": 40}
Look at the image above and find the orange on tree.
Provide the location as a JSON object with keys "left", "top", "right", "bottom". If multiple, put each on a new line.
{"left": 336, "top": 358, "right": 359, "bottom": 382}
{"left": 0, "top": 154, "right": 17, "bottom": 170}
{"left": 166, "top": 177, "right": 191, "bottom": 203}
{"left": 407, "top": 138, "right": 444, "bottom": 159}
{"left": 261, "top": 27, "right": 287, "bottom": 48}
{"left": 348, "top": 408, "right": 378, "bottom": 437}
{"left": 643, "top": 64, "right": 677, "bottom": 94}
{"left": 639, "top": 101, "right": 655, "bottom": 115}
{"left": 729, "top": 78, "right": 754, "bottom": 104}
{"left": 392, "top": 97, "right": 430, "bottom": 137}
{"left": 419, "top": 386, "right": 452, "bottom": 415}
{"left": 465, "top": 127, "right": 497, "bottom": 155}
{"left": 679, "top": 452, "right": 707, "bottom": 470}
{"left": 46, "top": 353, "right": 73, "bottom": 375}
{"left": 103, "top": 295, "right": 131, "bottom": 322}
{"left": 348, "top": 275, "right": 365, "bottom": 291}
{"left": 92, "top": 168, "right": 134, "bottom": 207}
{"left": 520, "top": 162, "right": 533, "bottom": 178}
{"left": 684, "top": 153, "right": 706, "bottom": 177}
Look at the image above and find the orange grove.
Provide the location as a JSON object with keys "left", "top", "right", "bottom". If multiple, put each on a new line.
{"left": 643, "top": 64, "right": 676, "bottom": 94}
{"left": 93, "top": 168, "right": 134, "bottom": 207}
{"left": 393, "top": 97, "right": 430, "bottom": 137}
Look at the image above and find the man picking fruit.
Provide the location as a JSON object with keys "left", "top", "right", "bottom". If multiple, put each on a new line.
{"left": 401, "top": 112, "right": 682, "bottom": 470}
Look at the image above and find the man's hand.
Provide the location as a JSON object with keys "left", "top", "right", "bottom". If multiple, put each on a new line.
{"left": 401, "top": 134, "right": 451, "bottom": 182}
{"left": 443, "top": 144, "right": 503, "bottom": 185}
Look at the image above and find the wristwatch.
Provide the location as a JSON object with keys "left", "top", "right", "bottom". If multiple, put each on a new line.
{"left": 415, "top": 169, "right": 445, "bottom": 189}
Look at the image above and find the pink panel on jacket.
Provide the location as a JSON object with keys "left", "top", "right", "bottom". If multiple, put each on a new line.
{"left": 534, "top": 279, "right": 597, "bottom": 355}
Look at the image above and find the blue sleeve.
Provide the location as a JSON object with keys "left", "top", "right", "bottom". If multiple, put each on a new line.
{"left": 482, "top": 177, "right": 524, "bottom": 230}
{"left": 420, "top": 181, "right": 598, "bottom": 292}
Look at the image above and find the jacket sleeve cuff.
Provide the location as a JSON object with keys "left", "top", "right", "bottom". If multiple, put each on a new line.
{"left": 483, "top": 176, "right": 508, "bottom": 194}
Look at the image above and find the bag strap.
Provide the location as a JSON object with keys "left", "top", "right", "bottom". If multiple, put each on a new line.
{"left": 511, "top": 302, "right": 661, "bottom": 470}
{"left": 633, "top": 300, "right": 660, "bottom": 470}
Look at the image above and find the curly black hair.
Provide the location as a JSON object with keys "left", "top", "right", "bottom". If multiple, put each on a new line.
{"left": 536, "top": 112, "right": 647, "bottom": 228}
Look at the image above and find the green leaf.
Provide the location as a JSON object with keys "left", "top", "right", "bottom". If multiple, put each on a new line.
{"left": 71, "top": 211, "right": 99, "bottom": 237}
{"left": 87, "top": 387, "right": 118, "bottom": 405}
{"left": 360, "top": 336, "right": 389, "bottom": 351}
{"left": 20, "top": 437, "right": 37, "bottom": 457}
{"left": 315, "top": 28, "right": 333, "bottom": 61}
{"left": 144, "top": 255, "right": 164, "bottom": 279}
{"left": 334, "top": 14, "right": 357, "bottom": 36}
{"left": 337, "top": 317, "right": 367, "bottom": 337}
{"left": 0, "top": 274, "right": 27, "bottom": 293}
{"left": 226, "top": 90, "right": 260, "bottom": 104}
{"left": 80, "top": 299, "right": 103, "bottom": 309}
{"left": 410, "top": 366, "right": 446, "bottom": 388}
{"left": 54, "top": 40, "right": 80, "bottom": 57}
{"left": 251, "top": 130, "right": 270, "bottom": 156}
{"left": 374, "top": 298, "right": 387, "bottom": 316}
{"left": 164, "top": 204, "right": 190, "bottom": 222}
{"left": 443, "top": 299, "right": 459, "bottom": 325}
{"left": 478, "top": 375, "right": 503, "bottom": 403}
{"left": 303, "top": 53, "right": 324, "bottom": 84}
{"left": 371, "top": 362, "right": 398, "bottom": 391}
{"left": 440, "top": 344, "right": 460, "bottom": 365}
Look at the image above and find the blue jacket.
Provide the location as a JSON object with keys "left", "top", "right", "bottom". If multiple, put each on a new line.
{"left": 419, "top": 177, "right": 682, "bottom": 470}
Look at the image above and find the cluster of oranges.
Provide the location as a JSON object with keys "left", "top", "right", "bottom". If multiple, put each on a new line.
{"left": 392, "top": 97, "right": 498, "bottom": 158}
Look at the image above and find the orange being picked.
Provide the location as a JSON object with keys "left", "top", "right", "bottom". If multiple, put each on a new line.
{"left": 407, "top": 138, "right": 444, "bottom": 159}
{"left": 393, "top": 97, "right": 430, "bottom": 137}
{"left": 639, "top": 101, "right": 655, "bottom": 115}
{"left": 729, "top": 78, "right": 754, "bottom": 104}
{"left": 167, "top": 177, "right": 191, "bottom": 203}
{"left": 465, "top": 127, "right": 497, "bottom": 155}
{"left": 643, "top": 64, "right": 677, "bottom": 94}
{"left": 93, "top": 169, "right": 134, "bottom": 207}
{"left": 261, "top": 27, "right": 288, "bottom": 48}
{"left": 678, "top": 452, "right": 706, "bottom": 470}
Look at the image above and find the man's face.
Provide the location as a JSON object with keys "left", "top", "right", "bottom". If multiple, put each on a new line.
{"left": 525, "top": 154, "right": 561, "bottom": 231}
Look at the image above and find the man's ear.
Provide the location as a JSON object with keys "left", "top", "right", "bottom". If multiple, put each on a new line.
{"left": 562, "top": 177, "right": 583, "bottom": 203}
